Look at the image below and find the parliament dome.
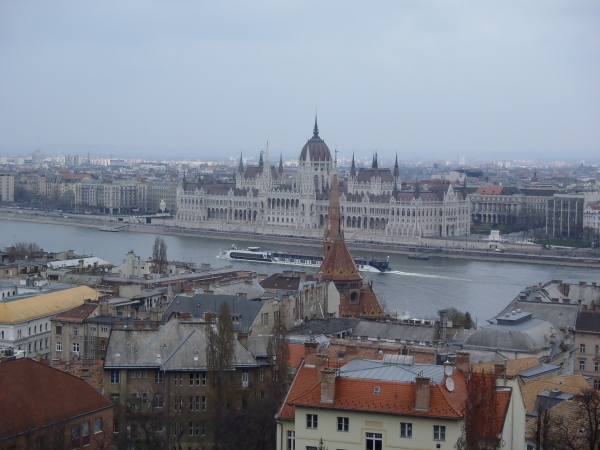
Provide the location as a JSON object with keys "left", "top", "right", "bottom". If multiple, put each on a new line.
{"left": 299, "top": 117, "right": 331, "bottom": 162}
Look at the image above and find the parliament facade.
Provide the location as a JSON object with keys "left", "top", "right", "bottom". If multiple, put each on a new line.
{"left": 176, "top": 120, "right": 470, "bottom": 238}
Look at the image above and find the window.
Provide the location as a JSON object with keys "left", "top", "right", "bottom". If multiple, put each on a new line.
{"left": 34, "top": 325, "right": 37, "bottom": 334}
{"left": 400, "top": 422, "right": 412, "bottom": 438}
{"left": 366, "top": 432, "right": 383, "bottom": 450}
{"left": 93, "top": 418, "right": 102, "bottom": 434}
{"left": 155, "top": 370, "right": 164, "bottom": 383}
{"left": 28, "top": 327, "right": 31, "bottom": 336}
{"left": 56, "top": 326, "right": 62, "bottom": 335}
{"left": 73, "top": 326, "right": 79, "bottom": 336}
{"left": 56, "top": 341, "right": 62, "bottom": 352}
{"left": 260, "top": 370, "right": 265, "bottom": 382}
{"left": 110, "top": 394, "right": 120, "bottom": 403}
{"left": 190, "top": 372, "right": 206, "bottom": 386}
{"left": 306, "top": 414, "right": 318, "bottom": 429}
{"left": 242, "top": 369, "right": 249, "bottom": 387}
{"left": 594, "top": 380, "right": 600, "bottom": 390}
{"left": 45, "top": 323, "right": 48, "bottom": 331}
{"left": 434, "top": 425, "right": 446, "bottom": 441}
{"left": 596, "top": 362, "right": 599, "bottom": 373}
{"left": 71, "top": 424, "right": 80, "bottom": 442}
{"left": 596, "top": 345, "right": 599, "bottom": 355}
{"left": 17, "top": 329, "right": 21, "bottom": 338}
{"left": 110, "top": 370, "right": 120, "bottom": 384}
{"left": 113, "top": 420, "right": 119, "bottom": 434}
{"left": 73, "top": 342, "right": 80, "bottom": 352}
{"left": 90, "top": 325, "right": 96, "bottom": 332}
{"left": 101, "top": 341, "right": 106, "bottom": 351}
{"left": 337, "top": 417, "right": 349, "bottom": 432}
{"left": 286, "top": 430, "right": 295, "bottom": 450}
{"left": 580, "top": 360, "right": 586, "bottom": 371}
{"left": 261, "top": 313, "right": 269, "bottom": 325}
{"left": 175, "top": 373, "right": 182, "bottom": 386}
{"left": 45, "top": 338, "right": 48, "bottom": 348}
{"left": 581, "top": 344, "right": 586, "bottom": 354}
{"left": 82, "top": 421, "right": 90, "bottom": 446}
{"left": 202, "top": 396, "right": 206, "bottom": 411}
{"left": 154, "top": 394, "right": 164, "bottom": 408}
{"left": 102, "top": 326, "right": 109, "bottom": 333}
{"left": 201, "top": 422, "right": 206, "bottom": 436}
{"left": 154, "top": 421, "right": 165, "bottom": 432}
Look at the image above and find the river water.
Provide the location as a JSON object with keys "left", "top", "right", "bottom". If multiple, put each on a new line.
{"left": 2, "top": 220, "right": 598, "bottom": 323}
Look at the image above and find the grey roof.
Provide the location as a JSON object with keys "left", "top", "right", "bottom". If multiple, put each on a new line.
{"left": 531, "top": 390, "right": 575, "bottom": 417}
{"left": 246, "top": 335, "right": 271, "bottom": 359}
{"left": 463, "top": 317, "right": 561, "bottom": 353}
{"left": 352, "top": 320, "right": 437, "bottom": 343}
{"left": 292, "top": 318, "right": 359, "bottom": 337}
{"left": 164, "top": 293, "right": 265, "bottom": 332}
{"left": 104, "top": 318, "right": 258, "bottom": 370}
{"left": 211, "top": 281, "right": 264, "bottom": 300}
{"left": 339, "top": 358, "right": 446, "bottom": 384}
{"left": 59, "top": 273, "right": 104, "bottom": 286}
{"left": 495, "top": 298, "right": 578, "bottom": 332}
{"left": 518, "top": 363, "right": 561, "bottom": 379}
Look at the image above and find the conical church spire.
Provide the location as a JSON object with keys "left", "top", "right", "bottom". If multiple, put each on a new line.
{"left": 350, "top": 152, "right": 356, "bottom": 177}
{"left": 393, "top": 153, "right": 399, "bottom": 178}
{"left": 278, "top": 153, "right": 284, "bottom": 176}
{"left": 313, "top": 111, "right": 319, "bottom": 137}
{"left": 238, "top": 152, "right": 244, "bottom": 174}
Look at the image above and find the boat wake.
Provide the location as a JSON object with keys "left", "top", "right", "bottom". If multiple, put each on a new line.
{"left": 387, "top": 270, "right": 472, "bottom": 282}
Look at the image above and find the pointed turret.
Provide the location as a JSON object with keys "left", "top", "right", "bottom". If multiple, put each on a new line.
{"left": 414, "top": 180, "right": 420, "bottom": 199}
{"left": 393, "top": 153, "right": 399, "bottom": 178}
{"left": 392, "top": 179, "right": 399, "bottom": 197}
{"left": 238, "top": 152, "right": 244, "bottom": 174}
{"left": 258, "top": 151, "right": 264, "bottom": 173}
{"left": 278, "top": 153, "right": 284, "bottom": 176}
{"left": 182, "top": 170, "right": 187, "bottom": 190}
{"left": 373, "top": 151, "right": 379, "bottom": 177}
{"left": 313, "top": 112, "right": 319, "bottom": 137}
{"left": 350, "top": 152, "right": 356, "bottom": 177}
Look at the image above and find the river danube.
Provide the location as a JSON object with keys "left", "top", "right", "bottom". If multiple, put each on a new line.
{"left": 2, "top": 220, "right": 597, "bottom": 323}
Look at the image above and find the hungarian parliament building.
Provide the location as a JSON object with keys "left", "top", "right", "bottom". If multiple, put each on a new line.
{"left": 176, "top": 120, "right": 470, "bottom": 238}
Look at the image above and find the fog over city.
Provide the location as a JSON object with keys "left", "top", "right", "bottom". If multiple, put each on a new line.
{"left": 1, "top": 1, "right": 599, "bottom": 162}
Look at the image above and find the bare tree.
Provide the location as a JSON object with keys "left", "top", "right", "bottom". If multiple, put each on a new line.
{"left": 205, "top": 302, "right": 235, "bottom": 449}
{"left": 8, "top": 242, "right": 40, "bottom": 261}
{"left": 455, "top": 371, "right": 503, "bottom": 450}
{"left": 152, "top": 236, "right": 168, "bottom": 274}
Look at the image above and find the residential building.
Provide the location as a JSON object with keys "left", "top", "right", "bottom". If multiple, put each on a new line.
{"left": 547, "top": 191, "right": 600, "bottom": 239}
{"left": 0, "top": 173, "right": 14, "bottom": 202}
{"left": 0, "top": 283, "right": 99, "bottom": 359}
{"left": 51, "top": 301, "right": 100, "bottom": 361}
{"left": 0, "top": 358, "right": 113, "bottom": 449}
{"left": 583, "top": 203, "right": 600, "bottom": 240}
{"left": 574, "top": 310, "right": 600, "bottom": 389}
{"left": 277, "top": 345, "right": 513, "bottom": 450}
{"left": 103, "top": 317, "right": 263, "bottom": 449}
{"left": 147, "top": 180, "right": 179, "bottom": 213}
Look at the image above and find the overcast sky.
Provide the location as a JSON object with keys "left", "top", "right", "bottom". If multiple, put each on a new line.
{"left": 0, "top": 1, "right": 598, "bottom": 163}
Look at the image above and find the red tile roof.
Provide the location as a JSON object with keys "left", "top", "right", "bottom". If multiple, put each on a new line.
{"left": 475, "top": 186, "right": 504, "bottom": 195}
{"left": 52, "top": 302, "right": 99, "bottom": 323}
{"left": 279, "top": 361, "right": 469, "bottom": 420}
{"left": 0, "top": 358, "right": 112, "bottom": 438}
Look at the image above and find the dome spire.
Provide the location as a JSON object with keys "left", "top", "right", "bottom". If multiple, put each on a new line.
{"left": 393, "top": 153, "right": 399, "bottom": 178}
{"left": 350, "top": 152, "right": 356, "bottom": 177}
{"left": 313, "top": 110, "right": 319, "bottom": 137}
{"left": 238, "top": 151, "right": 244, "bottom": 174}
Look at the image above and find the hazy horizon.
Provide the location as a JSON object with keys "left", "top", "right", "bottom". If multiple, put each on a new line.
{"left": 1, "top": 1, "right": 599, "bottom": 163}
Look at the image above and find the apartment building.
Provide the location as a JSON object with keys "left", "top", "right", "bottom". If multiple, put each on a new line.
{"left": 574, "top": 310, "right": 600, "bottom": 389}
{"left": 0, "top": 173, "right": 14, "bottom": 202}
{"left": 104, "top": 317, "right": 267, "bottom": 449}
{"left": 0, "top": 358, "right": 113, "bottom": 449}
{"left": 277, "top": 346, "right": 514, "bottom": 450}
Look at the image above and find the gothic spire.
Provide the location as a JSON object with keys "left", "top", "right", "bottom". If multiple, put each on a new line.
{"left": 350, "top": 152, "right": 356, "bottom": 177}
{"left": 238, "top": 152, "right": 244, "bottom": 174}
{"left": 393, "top": 153, "right": 399, "bottom": 178}
{"left": 278, "top": 153, "right": 284, "bottom": 176}
{"left": 313, "top": 111, "right": 319, "bottom": 137}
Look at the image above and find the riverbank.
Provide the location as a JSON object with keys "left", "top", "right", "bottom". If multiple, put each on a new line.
{"left": 2, "top": 210, "right": 599, "bottom": 268}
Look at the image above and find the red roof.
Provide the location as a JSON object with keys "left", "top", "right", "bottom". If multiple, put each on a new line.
{"left": 279, "top": 362, "right": 468, "bottom": 420}
{"left": 0, "top": 358, "right": 112, "bottom": 438}
{"left": 475, "top": 186, "right": 504, "bottom": 195}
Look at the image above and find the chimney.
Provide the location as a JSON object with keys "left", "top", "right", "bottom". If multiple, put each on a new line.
{"left": 304, "top": 342, "right": 318, "bottom": 366}
{"left": 203, "top": 311, "right": 216, "bottom": 323}
{"left": 345, "top": 345, "right": 358, "bottom": 361}
{"left": 100, "top": 300, "right": 108, "bottom": 316}
{"left": 414, "top": 377, "right": 431, "bottom": 411}
{"left": 456, "top": 352, "right": 470, "bottom": 373}
{"left": 438, "top": 309, "right": 448, "bottom": 341}
{"left": 494, "top": 363, "right": 506, "bottom": 379}
{"left": 150, "top": 321, "right": 159, "bottom": 329}
{"left": 113, "top": 320, "right": 124, "bottom": 329}
{"left": 134, "top": 320, "right": 145, "bottom": 329}
{"left": 237, "top": 332, "right": 249, "bottom": 349}
{"left": 321, "top": 369, "right": 336, "bottom": 403}
{"left": 179, "top": 312, "right": 192, "bottom": 321}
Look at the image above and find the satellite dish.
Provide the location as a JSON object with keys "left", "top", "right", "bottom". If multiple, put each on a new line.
{"left": 444, "top": 365, "right": 454, "bottom": 377}
{"left": 446, "top": 377, "right": 455, "bottom": 393}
